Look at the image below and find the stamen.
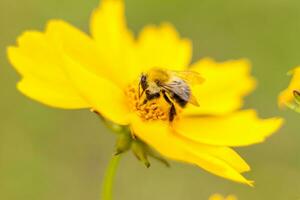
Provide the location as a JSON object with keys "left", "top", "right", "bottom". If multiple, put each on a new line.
{"left": 125, "top": 84, "right": 172, "bottom": 121}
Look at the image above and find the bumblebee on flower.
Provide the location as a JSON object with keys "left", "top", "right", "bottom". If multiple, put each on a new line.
{"left": 131, "top": 68, "right": 203, "bottom": 122}
{"left": 8, "top": 0, "right": 283, "bottom": 188}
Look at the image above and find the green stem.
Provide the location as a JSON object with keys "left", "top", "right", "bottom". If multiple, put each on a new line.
{"left": 101, "top": 155, "right": 121, "bottom": 200}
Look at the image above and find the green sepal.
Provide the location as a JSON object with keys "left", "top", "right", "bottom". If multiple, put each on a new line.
{"left": 92, "top": 109, "right": 125, "bottom": 133}
{"left": 147, "top": 149, "right": 170, "bottom": 168}
{"left": 115, "top": 132, "right": 132, "bottom": 155}
{"left": 96, "top": 111, "right": 170, "bottom": 168}
{"left": 131, "top": 140, "right": 151, "bottom": 168}
{"left": 286, "top": 102, "right": 300, "bottom": 113}
{"left": 293, "top": 90, "right": 300, "bottom": 104}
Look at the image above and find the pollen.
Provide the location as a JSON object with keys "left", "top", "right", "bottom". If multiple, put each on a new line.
{"left": 125, "top": 84, "right": 172, "bottom": 121}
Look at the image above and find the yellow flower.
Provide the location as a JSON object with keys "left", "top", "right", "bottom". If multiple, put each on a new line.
{"left": 279, "top": 66, "right": 300, "bottom": 110}
{"left": 7, "top": 0, "right": 283, "bottom": 186}
{"left": 209, "top": 194, "right": 237, "bottom": 200}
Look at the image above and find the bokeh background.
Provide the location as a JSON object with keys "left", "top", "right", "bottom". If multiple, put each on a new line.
{"left": 1, "top": 0, "right": 300, "bottom": 199}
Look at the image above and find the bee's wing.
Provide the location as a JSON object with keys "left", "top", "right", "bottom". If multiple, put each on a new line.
{"left": 169, "top": 70, "right": 204, "bottom": 85}
{"left": 188, "top": 93, "right": 200, "bottom": 106}
{"left": 162, "top": 78, "right": 199, "bottom": 106}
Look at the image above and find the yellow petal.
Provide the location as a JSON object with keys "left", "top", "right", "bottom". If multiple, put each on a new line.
{"left": 209, "top": 194, "right": 238, "bottom": 200}
{"left": 62, "top": 53, "right": 130, "bottom": 125}
{"left": 8, "top": 31, "right": 65, "bottom": 83}
{"left": 184, "top": 58, "right": 256, "bottom": 116}
{"left": 7, "top": 29, "right": 89, "bottom": 109}
{"left": 225, "top": 195, "right": 238, "bottom": 200}
{"left": 47, "top": 19, "right": 134, "bottom": 89}
{"left": 208, "top": 194, "right": 224, "bottom": 200}
{"left": 90, "top": 0, "right": 139, "bottom": 87}
{"left": 46, "top": 20, "right": 104, "bottom": 80}
{"left": 278, "top": 66, "right": 300, "bottom": 107}
{"left": 90, "top": 0, "right": 133, "bottom": 50}
{"left": 130, "top": 115, "right": 253, "bottom": 185}
{"left": 204, "top": 146, "right": 250, "bottom": 173}
{"left": 17, "top": 77, "right": 87, "bottom": 109}
{"left": 174, "top": 110, "right": 283, "bottom": 147}
{"left": 137, "top": 23, "right": 192, "bottom": 72}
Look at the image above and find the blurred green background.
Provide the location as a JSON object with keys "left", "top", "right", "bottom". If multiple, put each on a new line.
{"left": 1, "top": 0, "right": 300, "bottom": 199}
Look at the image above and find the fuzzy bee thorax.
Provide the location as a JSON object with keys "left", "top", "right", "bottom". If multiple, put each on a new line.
{"left": 147, "top": 69, "right": 170, "bottom": 83}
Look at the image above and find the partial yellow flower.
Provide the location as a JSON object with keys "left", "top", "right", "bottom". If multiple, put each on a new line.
{"left": 279, "top": 66, "right": 300, "bottom": 111}
{"left": 209, "top": 194, "right": 237, "bottom": 200}
{"left": 7, "top": 0, "right": 283, "bottom": 186}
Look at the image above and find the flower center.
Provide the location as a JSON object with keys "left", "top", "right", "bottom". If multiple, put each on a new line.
{"left": 125, "top": 83, "right": 182, "bottom": 122}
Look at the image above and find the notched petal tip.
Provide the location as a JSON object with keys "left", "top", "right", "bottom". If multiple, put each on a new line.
{"left": 90, "top": 0, "right": 126, "bottom": 36}
{"left": 241, "top": 114, "right": 284, "bottom": 146}
{"left": 255, "top": 116, "right": 284, "bottom": 143}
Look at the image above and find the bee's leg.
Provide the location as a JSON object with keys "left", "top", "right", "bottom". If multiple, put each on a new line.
{"left": 142, "top": 99, "right": 148, "bottom": 105}
{"left": 169, "top": 104, "right": 176, "bottom": 122}
{"left": 146, "top": 91, "right": 160, "bottom": 101}
{"left": 173, "top": 93, "right": 188, "bottom": 107}
{"left": 162, "top": 90, "right": 176, "bottom": 121}
{"left": 142, "top": 91, "right": 160, "bottom": 105}
{"left": 162, "top": 90, "right": 172, "bottom": 104}
{"left": 147, "top": 92, "right": 160, "bottom": 100}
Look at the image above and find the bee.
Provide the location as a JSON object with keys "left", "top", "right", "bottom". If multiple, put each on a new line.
{"left": 138, "top": 68, "right": 203, "bottom": 121}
